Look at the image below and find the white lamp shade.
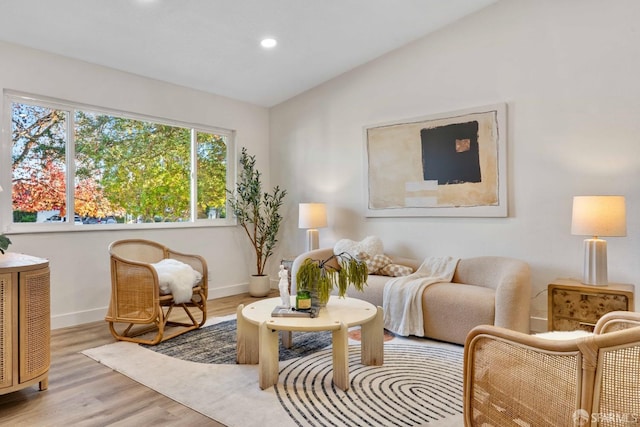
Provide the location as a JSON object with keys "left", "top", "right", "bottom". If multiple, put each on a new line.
{"left": 571, "top": 196, "right": 626, "bottom": 237}
{"left": 298, "top": 203, "right": 327, "bottom": 229}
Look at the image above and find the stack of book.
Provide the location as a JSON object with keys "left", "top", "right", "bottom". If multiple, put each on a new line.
{"left": 271, "top": 306, "right": 319, "bottom": 318}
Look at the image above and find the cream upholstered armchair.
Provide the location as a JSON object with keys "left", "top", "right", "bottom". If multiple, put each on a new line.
{"left": 463, "top": 311, "right": 640, "bottom": 427}
{"left": 106, "top": 239, "right": 208, "bottom": 345}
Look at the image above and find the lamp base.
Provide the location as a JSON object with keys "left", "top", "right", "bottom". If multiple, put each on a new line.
{"left": 305, "top": 229, "right": 319, "bottom": 252}
{"left": 582, "top": 238, "right": 608, "bottom": 286}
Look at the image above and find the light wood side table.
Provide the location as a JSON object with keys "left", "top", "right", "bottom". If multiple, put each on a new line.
{"left": 0, "top": 252, "right": 50, "bottom": 395}
{"left": 548, "top": 279, "right": 634, "bottom": 332}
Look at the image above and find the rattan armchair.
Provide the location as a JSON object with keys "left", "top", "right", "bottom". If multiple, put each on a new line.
{"left": 106, "top": 239, "right": 208, "bottom": 345}
{"left": 464, "top": 311, "right": 640, "bottom": 427}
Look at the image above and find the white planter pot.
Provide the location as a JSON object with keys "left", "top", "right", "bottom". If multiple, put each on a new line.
{"left": 248, "top": 275, "right": 271, "bottom": 297}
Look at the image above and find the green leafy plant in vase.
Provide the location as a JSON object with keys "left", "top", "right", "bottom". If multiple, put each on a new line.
{"left": 296, "top": 252, "right": 368, "bottom": 306}
{"left": 227, "top": 147, "right": 287, "bottom": 296}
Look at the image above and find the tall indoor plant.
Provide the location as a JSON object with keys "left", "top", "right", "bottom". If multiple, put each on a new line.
{"left": 296, "top": 252, "right": 368, "bottom": 306}
{"left": 227, "top": 147, "right": 287, "bottom": 296}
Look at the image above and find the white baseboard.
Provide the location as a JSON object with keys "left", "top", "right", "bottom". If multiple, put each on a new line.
{"left": 52, "top": 307, "right": 107, "bottom": 330}
{"left": 51, "top": 281, "right": 279, "bottom": 330}
{"left": 530, "top": 316, "right": 548, "bottom": 334}
{"left": 208, "top": 282, "right": 248, "bottom": 298}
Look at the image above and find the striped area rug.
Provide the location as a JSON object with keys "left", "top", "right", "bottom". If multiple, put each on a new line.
{"left": 275, "top": 343, "right": 463, "bottom": 426}
{"left": 84, "top": 316, "right": 464, "bottom": 427}
{"left": 142, "top": 319, "right": 334, "bottom": 364}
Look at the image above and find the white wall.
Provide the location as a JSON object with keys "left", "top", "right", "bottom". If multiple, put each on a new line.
{"left": 0, "top": 41, "right": 272, "bottom": 328}
{"left": 270, "top": 0, "right": 640, "bottom": 328}
{"left": 4, "top": 1, "right": 639, "bottom": 331}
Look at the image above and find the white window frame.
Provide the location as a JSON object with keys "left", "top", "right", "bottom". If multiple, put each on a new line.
{"left": 1, "top": 91, "right": 236, "bottom": 234}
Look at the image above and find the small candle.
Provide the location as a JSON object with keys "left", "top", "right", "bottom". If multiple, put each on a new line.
{"left": 296, "top": 290, "right": 311, "bottom": 310}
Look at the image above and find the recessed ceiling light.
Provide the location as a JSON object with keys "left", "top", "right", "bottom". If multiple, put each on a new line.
{"left": 260, "top": 38, "right": 277, "bottom": 49}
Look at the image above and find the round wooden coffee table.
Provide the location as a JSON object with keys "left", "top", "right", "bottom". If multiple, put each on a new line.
{"left": 236, "top": 296, "right": 383, "bottom": 390}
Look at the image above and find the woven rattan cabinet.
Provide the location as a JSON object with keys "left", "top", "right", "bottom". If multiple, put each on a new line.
{"left": 0, "top": 253, "right": 50, "bottom": 395}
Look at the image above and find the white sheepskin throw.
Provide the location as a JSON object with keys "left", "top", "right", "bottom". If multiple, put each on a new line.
{"left": 333, "top": 236, "right": 383, "bottom": 260}
{"left": 151, "top": 259, "right": 202, "bottom": 304}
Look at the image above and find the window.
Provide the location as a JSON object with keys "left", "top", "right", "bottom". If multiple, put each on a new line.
{"left": 4, "top": 93, "right": 233, "bottom": 230}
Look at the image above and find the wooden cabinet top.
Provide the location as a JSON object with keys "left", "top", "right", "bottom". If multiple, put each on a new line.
{"left": 549, "top": 279, "right": 634, "bottom": 294}
{"left": 0, "top": 252, "right": 49, "bottom": 272}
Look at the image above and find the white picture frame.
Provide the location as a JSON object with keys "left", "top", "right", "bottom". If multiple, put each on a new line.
{"left": 364, "top": 103, "right": 507, "bottom": 217}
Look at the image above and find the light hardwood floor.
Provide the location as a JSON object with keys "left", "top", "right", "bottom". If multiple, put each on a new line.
{"left": 0, "top": 291, "right": 278, "bottom": 427}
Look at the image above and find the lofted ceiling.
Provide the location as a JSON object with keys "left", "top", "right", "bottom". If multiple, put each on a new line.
{"left": 0, "top": 0, "right": 497, "bottom": 107}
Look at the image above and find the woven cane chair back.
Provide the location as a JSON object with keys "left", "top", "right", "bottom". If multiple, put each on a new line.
{"left": 591, "top": 321, "right": 640, "bottom": 427}
{"left": 464, "top": 311, "right": 640, "bottom": 427}
{"left": 464, "top": 328, "right": 583, "bottom": 426}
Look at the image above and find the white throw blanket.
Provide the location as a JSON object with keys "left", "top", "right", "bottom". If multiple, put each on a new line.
{"left": 151, "top": 259, "right": 202, "bottom": 304}
{"left": 383, "top": 256, "right": 460, "bottom": 336}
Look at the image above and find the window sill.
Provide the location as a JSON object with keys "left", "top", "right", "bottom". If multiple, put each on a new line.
{"left": 3, "top": 219, "right": 236, "bottom": 235}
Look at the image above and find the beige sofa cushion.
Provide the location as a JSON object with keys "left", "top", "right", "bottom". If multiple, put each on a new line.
{"left": 422, "top": 282, "right": 495, "bottom": 345}
{"left": 345, "top": 273, "right": 389, "bottom": 307}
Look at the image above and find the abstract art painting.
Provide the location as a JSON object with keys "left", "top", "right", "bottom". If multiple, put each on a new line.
{"left": 365, "top": 104, "right": 507, "bottom": 217}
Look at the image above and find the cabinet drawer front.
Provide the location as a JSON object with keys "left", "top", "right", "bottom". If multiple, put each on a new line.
{"left": 552, "top": 288, "right": 629, "bottom": 324}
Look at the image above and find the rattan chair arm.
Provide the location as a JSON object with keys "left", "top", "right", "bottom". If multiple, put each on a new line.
{"left": 108, "top": 255, "right": 161, "bottom": 323}
{"left": 465, "top": 324, "right": 584, "bottom": 355}
{"left": 593, "top": 310, "right": 640, "bottom": 334}
{"left": 590, "top": 324, "right": 640, "bottom": 347}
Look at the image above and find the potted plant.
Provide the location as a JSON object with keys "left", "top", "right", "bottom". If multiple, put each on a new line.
{"left": 296, "top": 252, "right": 368, "bottom": 306}
{"left": 227, "top": 147, "right": 287, "bottom": 297}
{"left": 0, "top": 234, "right": 11, "bottom": 254}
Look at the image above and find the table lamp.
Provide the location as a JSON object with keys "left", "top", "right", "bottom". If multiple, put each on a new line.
{"left": 298, "top": 203, "right": 327, "bottom": 252}
{"left": 571, "top": 195, "right": 626, "bottom": 285}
